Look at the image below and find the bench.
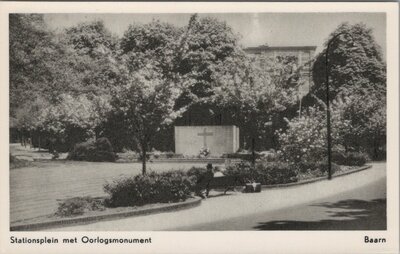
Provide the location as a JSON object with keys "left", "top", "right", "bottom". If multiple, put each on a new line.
{"left": 196, "top": 175, "right": 245, "bottom": 198}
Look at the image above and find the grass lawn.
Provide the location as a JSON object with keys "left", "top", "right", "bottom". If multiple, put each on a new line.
{"left": 10, "top": 159, "right": 220, "bottom": 223}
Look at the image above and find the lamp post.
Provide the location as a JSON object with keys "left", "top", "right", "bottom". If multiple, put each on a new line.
{"left": 325, "top": 32, "right": 354, "bottom": 180}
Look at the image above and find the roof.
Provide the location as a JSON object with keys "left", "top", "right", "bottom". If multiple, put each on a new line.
{"left": 244, "top": 45, "right": 317, "bottom": 52}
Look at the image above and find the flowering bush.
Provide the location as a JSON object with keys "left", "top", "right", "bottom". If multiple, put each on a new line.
{"left": 277, "top": 104, "right": 352, "bottom": 164}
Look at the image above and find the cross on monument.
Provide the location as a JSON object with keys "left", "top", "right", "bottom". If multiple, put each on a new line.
{"left": 197, "top": 128, "right": 213, "bottom": 147}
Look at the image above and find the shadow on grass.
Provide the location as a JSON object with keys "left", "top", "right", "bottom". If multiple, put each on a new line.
{"left": 254, "top": 198, "right": 386, "bottom": 230}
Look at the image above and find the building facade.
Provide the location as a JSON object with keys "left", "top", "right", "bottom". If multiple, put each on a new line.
{"left": 244, "top": 45, "right": 317, "bottom": 96}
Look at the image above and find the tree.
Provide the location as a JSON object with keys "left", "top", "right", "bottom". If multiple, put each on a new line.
{"left": 311, "top": 22, "right": 386, "bottom": 101}
{"left": 334, "top": 90, "right": 386, "bottom": 159}
{"left": 176, "top": 14, "right": 241, "bottom": 102}
{"left": 120, "top": 20, "right": 182, "bottom": 79}
{"left": 174, "top": 15, "right": 301, "bottom": 152}
{"left": 63, "top": 21, "right": 122, "bottom": 96}
{"left": 9, "top": 14, "right": 58, "bottom": 116}
{"left": 110, "top": 66, "right": 185, "bottom": 174}
{"left": 10, "top": 17, "right": 121, "bottom": 151}
{"left": 208, "top": 53, "right": 300, "bottom": 151}
{"left": 30, "top": 94, "right": 111, "bottom": 151}
{"left": 9, "top": 14, "right": 84, "bottom": 146}
{"left": 309, "top": 22, "right": 386, "bottom": 159}
{"left": 116, "top": 21, "right": 187, "bottom": 173}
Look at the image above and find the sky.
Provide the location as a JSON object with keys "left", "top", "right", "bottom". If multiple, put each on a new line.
{"left": 44, "top": 13, "right": 386, "bottom": 56}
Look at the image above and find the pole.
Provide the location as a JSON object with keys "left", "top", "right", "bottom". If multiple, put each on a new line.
{"left": 325, "top": 32, "right": 353, "bottom": 180}
{"left": 325, "top": 47, "right": 332, "bottom": 180}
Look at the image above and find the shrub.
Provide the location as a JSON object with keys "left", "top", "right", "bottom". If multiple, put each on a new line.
{"left": 10, "top": 154, "right": 31, "bottom": 169}
{"left": 255, "top": 162, "right": 298, "bottom": 185}
{"left": 103, "top": 170, "right": 195, "bottom": 207}
{"left": 295, "top": 161, "right": 340, "bottom": 177}
{"left": 150, "top": 151, "right": 179, "bottom": 159}
{"left": 55, "top": 196, "right": 105, "bottom": 217}
{"left": 138, "top": 153, "right": 151, "bottom": 161}
{"left": 117, "top": 150, "right": 139, "bottom": 161}
{"left": 332, "top": 151, "right": 368, "bottom": 166}
{"left": 67, "top": 137, "right": 116, "bottom": 162}
{"left": 224, "top": 161, "right": 253, "bottom": 177}
{"left": 224, "top": 161, "right": 298, "bottom": 185}
{"left": 165, "top": 152, "right": 176, "bottom": 158}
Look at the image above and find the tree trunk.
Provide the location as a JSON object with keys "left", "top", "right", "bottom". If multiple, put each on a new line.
{"left": 141, "top": 144, "right": 147, "bottom": 175}
{"left": 30, "top": 130, "right": 33, "bottom": 148}
{"left": 251, "top": 137, "right": 256, "bottom": 167}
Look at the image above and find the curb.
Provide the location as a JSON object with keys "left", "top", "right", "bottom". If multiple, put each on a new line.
{"left": 116, "top": 159, "right": 225, "bottom": 164}
{"left": 10, "top": 164, "right": 373, "bottom": 231}
{"left": 10, "top": 197, "right": 202, "bottom": 231}
{"left": 262, "top": 165, "right": 372, "bottom": 189}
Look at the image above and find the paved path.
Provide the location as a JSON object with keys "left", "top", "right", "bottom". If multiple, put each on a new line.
{"left": 10, "top": 147, "right": 218, "bottom": 222}
{"left": 174, "top": 173, "right": 386, "bottom": 230}
{"left": 49, "top": 162, "right": 386, "bottom": 231}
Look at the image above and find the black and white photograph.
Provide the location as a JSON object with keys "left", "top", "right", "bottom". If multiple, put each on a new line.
{"left": 1, "top": 2, "right": 399, "bottom": 254}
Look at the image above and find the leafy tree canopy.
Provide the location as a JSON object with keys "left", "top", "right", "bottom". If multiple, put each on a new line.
{"left": 177, "top": 14, "right": 243, "bottom": 100}
{"left": 120, "top": 20, "right": 182, "bottom": 78}
{"left": 311, "top": 22, "right": 386, "bottom": 100}
{"left": 9, "top": 14, "right": 59, "bottom": 115}
{"left": 65, "top": 20, "right": 118, "bottom": 58}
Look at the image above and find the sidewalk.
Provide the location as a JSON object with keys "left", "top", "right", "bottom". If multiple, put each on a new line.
{"left": 48, "top": 162, "right": 386, "bottom": 231}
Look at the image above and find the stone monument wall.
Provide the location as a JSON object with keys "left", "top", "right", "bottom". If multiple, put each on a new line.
{"left": 174, "top": 125, "right": 239, "bottom": 156}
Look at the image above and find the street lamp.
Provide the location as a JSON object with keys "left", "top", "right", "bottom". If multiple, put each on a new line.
{"left": 325, "top": 31, "right": 354, "bottom": 180}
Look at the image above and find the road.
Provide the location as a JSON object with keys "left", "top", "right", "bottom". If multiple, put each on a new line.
{"left": 49, "top": 162, "right": 386, "bottom": 231}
